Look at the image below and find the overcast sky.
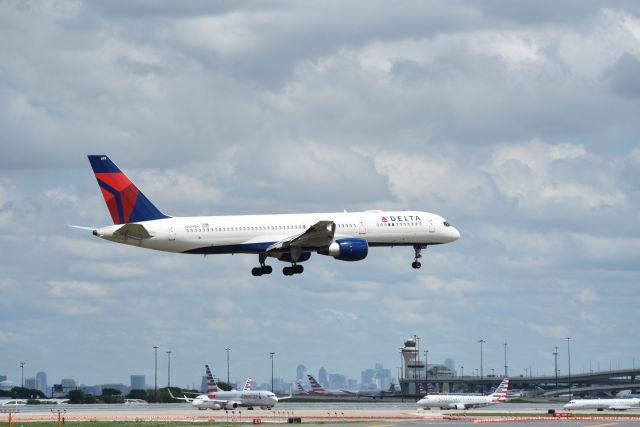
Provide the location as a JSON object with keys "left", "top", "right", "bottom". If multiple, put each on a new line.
{"left": 1, "top": 0, "right": 640, "bottom": 390}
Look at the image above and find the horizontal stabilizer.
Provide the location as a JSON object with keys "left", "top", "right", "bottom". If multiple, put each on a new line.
{"left": 69, "top": 225, "right": 97, "bottom": 231}
{"left": 114, "top": 223, "right": 152, "bottom": 240}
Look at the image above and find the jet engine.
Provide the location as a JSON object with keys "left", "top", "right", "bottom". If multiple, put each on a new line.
{"left": 318, "top": 238, "right": 368, "bottom": 261}
{"left": 224, "top": 401, "right": 240, "bottom": 410}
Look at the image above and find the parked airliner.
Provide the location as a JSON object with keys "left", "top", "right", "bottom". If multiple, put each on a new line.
{"left": 417, "top": 378, "right": 509, "bottom": 410}
{"left": 81, "top": 155, "right": 460, "bottom": 276}
{"left": 564, "top": 397, "right": 640, "bottom": 411}
{"left": 169, "top": 365, "right": 284, "bottom": 410}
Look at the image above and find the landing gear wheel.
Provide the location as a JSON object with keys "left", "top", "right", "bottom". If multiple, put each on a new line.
{"left": 283, "top": 266, "right": 294, "bottom": 276}
{"left": 251, "top": 267, "right": 263, "bottom": 276}
{"left": 262, "top": 265, "right": 273, "bottom": 274}
{"left": 293, "top": 264, "right": 304, "bottom": 274}
{"left": 412, "top": 244, "right": 426, "bottom": 269}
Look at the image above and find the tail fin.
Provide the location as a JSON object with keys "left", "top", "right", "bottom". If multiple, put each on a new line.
{"left": 88, "top": 155, "right": 168, "bottom": 224}
{"left": 296, "top": 382, "right": 308, "bottom": 395}
{"left": 205, "top": 364, "right": 219, "bottom": 393}
{"left": 490, "top": 378, "right": 509, "bottom": 401}
{"left": 306, "top": 374, "right": 327, "bottom": 394}
{"left": 243, "top": 377, "right": 253, "bottom": 391}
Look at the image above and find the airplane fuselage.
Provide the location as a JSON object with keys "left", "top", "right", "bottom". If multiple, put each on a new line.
{"left": 94, "top": 210, "right": 459, "bottom": 255}
{"left": 564, "top": 398, "right": 640, "bottom": 411}
{"left": 192, "top": 390, "right": 278, "bottom": 410}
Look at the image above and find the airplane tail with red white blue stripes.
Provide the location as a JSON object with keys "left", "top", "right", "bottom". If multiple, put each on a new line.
{"left": 205, "top": 364, "right": 219, "bottom": 394}
{"left": 306, "top": 374, "right": 327, "bottom": 394}
{"left": 490, "top": 378, "right": 509, "bottom": 402}
{"left": 88, "top": 155, "right": 168, "bottom": 224}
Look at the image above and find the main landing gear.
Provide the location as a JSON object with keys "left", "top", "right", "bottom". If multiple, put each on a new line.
{"left": 252, "top": 254, "right": 273, "bottom": 276}
{"left": 283, "top": 264, "right": 303, "bottom": 276}
{"left": 412, "top": 244, "right": 426, "bottom": 269}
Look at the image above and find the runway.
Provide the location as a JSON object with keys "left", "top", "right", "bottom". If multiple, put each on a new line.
{"left": 2, "top": 402, "right": 640, "bottom": 426}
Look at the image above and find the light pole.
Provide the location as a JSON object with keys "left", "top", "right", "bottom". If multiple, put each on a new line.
{"left": 166, "top": 351, "right": 172, "bottom": 388}
{"left": 153, "top": 346, "right": 159, "bottom": 402}
{"left": 226, "top": 348, "right": 231, "bottom": 386}
{"left": 566, "top": 337, "right": 572, "bottom": 395}
{"left": 503, "top": 342, "right": 508, "bottom": 378}
{"left": 270, "top": 352, "right": 275, "bottom": 392}
{"left": 553, "top": 346, "right": 559, "bottom": 393}
{"left": 413, "top": 335, "right": 420, "bottom": 394}
{"left": 20, "top": 362, "right": 25, "bottom": 388}
{"left": 424, "top": 350, "right": 428, "bottom": 390}
{"left": 478, "top": 339, "right": 485, "bottom": 393}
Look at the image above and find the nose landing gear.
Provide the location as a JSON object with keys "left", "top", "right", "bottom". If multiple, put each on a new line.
{"left": 412, "top": 244, "right": 426, "bottom": 269}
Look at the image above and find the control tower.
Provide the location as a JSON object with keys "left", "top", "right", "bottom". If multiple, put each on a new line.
{"left": 400, "top": 336, "right": 425, "bottom": 395}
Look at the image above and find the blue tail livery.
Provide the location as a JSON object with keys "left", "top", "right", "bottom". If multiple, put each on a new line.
{"left": 88, "top": 155, "right": 169, "bottom": 224}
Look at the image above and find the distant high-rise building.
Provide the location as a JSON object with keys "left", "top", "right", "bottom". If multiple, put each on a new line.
{"left": 329, "top": 373, "right": 346, "bottom": 389}
{"left": 0, "top": 374, "right": 7, "bottom": 382}
{"left": 61, "top": 379, "right": 77, "bottom": 391}
{"left": 131, "top": 375, "right": 146, "bottom": 390}
{"left": 36, "top": 372, "right": 47, "bottom": 396}
{"left": 296, "top": 364, "right": 306, "bottom": 381}
{"left": 25, "top": 377, "right": 37, "bottom": 390}
{"left": 444, "top": 358, "right": 455, "bottom": 371}
{"left": 362, "top": 363, "right": 391, "bottom": 389}
{"left": 318, "top": 367, "right": 328, "bottom": 388}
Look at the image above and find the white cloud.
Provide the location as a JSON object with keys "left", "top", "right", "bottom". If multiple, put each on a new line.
{"left": 49, "top": 281, "right": 108, "bottom": 297}
{"left": 528, "top": 323, "right": 570, "bottom": 339}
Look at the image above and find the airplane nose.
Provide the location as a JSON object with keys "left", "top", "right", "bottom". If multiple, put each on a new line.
{"left": 449, "top": 226, "right": 460, "bottom": 242}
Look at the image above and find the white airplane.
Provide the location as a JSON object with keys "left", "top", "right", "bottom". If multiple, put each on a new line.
{"left": 417, "top": 378, "right": 509, "bottom": 410}
{"left": 169, "top": 365, "right": 285, "bottom": 410}
{"left": 81, "top": 155, "right": 460, "bottom": 276}
{"left": 564, "top": 397, "right": 640, "bottom": 411}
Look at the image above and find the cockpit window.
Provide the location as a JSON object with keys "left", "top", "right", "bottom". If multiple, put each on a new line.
{"left": 443, "top": 221, "right": 450, "bottom": 227}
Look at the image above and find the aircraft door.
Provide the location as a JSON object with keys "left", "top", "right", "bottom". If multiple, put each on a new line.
{"left": 428, "top": 219, "right": 435, "bottom": 233}
{"left": 358, "top": 218, "right": 367, "bottom": 235}
{"left": 169, "top": 226, "right": 176, "bottom": 240}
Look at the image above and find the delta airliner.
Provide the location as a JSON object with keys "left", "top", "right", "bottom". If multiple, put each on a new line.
{"left": 82, "top": 155, "right": 460, "bottom": 276}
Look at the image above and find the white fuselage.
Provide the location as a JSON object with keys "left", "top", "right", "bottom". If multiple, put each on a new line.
{"left": 192, "top": 390, "right": 278, "bottom": 410}
{"left": 564, "top": 398, "right": 640, "bottom": 411}
{"left": 417, "top": 394, "right": 500, "bottom": 410}
{"left": 93, "top": 210, "right": 460, "bottom": 255}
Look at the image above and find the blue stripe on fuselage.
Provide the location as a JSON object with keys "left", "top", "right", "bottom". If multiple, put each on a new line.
{"left": 183, "top": 242, "right": 276, "bottom": 255}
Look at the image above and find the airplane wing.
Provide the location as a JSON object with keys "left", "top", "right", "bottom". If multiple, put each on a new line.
{"left": 265, "top": 221, "right": 336, "bottom": 253}
{"left": 609, "top": 404, "right": 635, "bottom": 410}
{"left": 276, "top": 392, "right": 293, "bottom": 400}
{"left": 167, "top": 389, "right": 194, "bottom": 402}
{"left": 113, "top": 223, "right": 152, "bottom": 240}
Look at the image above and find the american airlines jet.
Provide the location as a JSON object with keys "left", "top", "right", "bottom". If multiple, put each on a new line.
{"left": 417, "top": 378, "right": 509, "bottom": 410}
{"left": 169, "top": 365, "right": 283, "bottom": 410}
{"left": 82, "top": 155, "right": 460, "bottom": 276}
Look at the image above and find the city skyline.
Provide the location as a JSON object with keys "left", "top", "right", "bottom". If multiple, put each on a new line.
{"left": 1, "top": 1, "right": 639, "bottom": 387}
{"left": 3, "top": 346, "right": 638, "bottom": 391}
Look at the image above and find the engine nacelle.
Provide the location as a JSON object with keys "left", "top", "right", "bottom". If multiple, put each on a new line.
{"left": 224, "top": 401, "right": 240, "bottom": 410}
{"left": 318, "top": 238, "right": 368, "bottom": 261}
